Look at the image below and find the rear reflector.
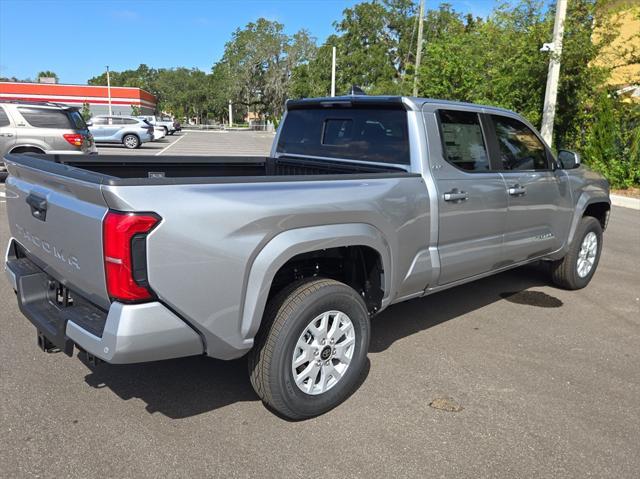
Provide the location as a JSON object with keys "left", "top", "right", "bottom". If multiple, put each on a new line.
{"left": 103, "top": 211, "right": 160, "bottom": 302}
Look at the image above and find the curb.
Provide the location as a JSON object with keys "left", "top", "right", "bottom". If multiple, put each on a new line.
{"left": 611, "top": 194, "right": 640, "bottom": 210}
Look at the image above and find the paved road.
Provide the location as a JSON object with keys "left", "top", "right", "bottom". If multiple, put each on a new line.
{"left": 97, "top": 130, "right": 275, "bottom": 156}
{"left": 0, "top": 184, "right": 638, "bottom": 477}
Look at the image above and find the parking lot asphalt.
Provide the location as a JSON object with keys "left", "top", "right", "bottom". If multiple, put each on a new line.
{"left": 1, "top": 177, "right": 639, "bottom": 477}
{"left": 96, "top": 130, "right": 275, "bottom": 157}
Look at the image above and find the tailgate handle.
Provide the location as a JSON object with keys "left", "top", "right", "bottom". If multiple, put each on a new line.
{"left": 26, "top": 193, "right": 48, "bottom": 221}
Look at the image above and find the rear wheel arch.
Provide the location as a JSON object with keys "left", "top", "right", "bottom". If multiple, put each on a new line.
{"left": 9, "top": 146, "right": 45, "bottom": 154}
{"left": 240, "top": 224, "right": 391, "bottom": 344}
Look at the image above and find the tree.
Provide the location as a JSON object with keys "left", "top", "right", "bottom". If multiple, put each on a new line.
{"left": 212, "top": 19, "right": 317, "bottom": 121}
{"left": 37, "top": 70, "right": 58, "bottom": 81}
{"left": 80, "top": 101, "right": 92, "bottom": 121}
{"left": 130, "top": 104, "right": 141, "bottom": 116}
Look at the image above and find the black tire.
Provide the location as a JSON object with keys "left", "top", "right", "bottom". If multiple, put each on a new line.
{"left": 551, "top": 216, "right": 603, "bottom": 290}
{"left": 122, "top": 134, "right": 140, "bottom": 149}
{"left": 249, "top": 278, "right": 370, "bottom": 420}
{"left": 162, "top": 126, "right": 169, "bottom": 135}
{"left": 168, "top": 130, "right": 175, "bottom": 135}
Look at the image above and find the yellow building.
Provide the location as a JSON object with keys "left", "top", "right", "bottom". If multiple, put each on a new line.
{"left": 595, "top": 0, "right": 640, "bottom": 100}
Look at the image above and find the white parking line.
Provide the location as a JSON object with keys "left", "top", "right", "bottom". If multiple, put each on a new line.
{"left": 155, "top": 133, "right": 188, "bottom": 156}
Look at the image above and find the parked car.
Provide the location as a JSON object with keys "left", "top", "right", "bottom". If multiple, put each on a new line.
{"left": 136, "top": 115, "right": 176, "bottom": 135}
{"left": 152, "top": 125, "right": 166, "bottom": 141}
{"left": 3, "top": 95, "right": 610, "bottom": 420}
{"left": 0, "top": 100, "right": 96, "bottom": 179}
{"left": 89, "top": 116, "right": 153, "bottom": 149}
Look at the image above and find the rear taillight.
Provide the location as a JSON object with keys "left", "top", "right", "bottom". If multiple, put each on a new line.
{"left": 103, "top": 211, "right": 160, "bottom": 302}
{"left": 63, "top": 133, "right": 83, "bottom": 147}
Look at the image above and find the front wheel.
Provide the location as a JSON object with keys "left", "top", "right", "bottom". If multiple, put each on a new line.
{"left": 249, "top": 278, "right": 370, "bottom": 420}
{"left": 551, "top": 216, "right": 603, "bottom": 290}
{"left": 122, "top": 134, "right": 140, "bottom": 149}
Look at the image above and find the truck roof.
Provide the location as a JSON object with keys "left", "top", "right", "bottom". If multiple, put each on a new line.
{"left": 286, "top": 95, "right": 517, "bottom": 116}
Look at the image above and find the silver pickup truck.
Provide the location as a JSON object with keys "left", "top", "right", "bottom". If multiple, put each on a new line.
{"left": 4, "top": 96, "right": 610, "bottom": 419}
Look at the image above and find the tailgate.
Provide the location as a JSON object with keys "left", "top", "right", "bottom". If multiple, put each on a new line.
{"left": 5, "top": 156, "right": 111, "bottom": 310}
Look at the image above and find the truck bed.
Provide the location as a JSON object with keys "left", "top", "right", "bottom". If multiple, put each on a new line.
{"left": 7, "top": 153, "right": 409, "bottom": 186}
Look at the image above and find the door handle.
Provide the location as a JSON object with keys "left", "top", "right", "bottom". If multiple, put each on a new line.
{"left": 26, "top": 193, "right": 48, "bottom": 221}
{"left": 0, "top": 133, "right": 14, "bottom": 137}
{"left": 443, "top": 190, "right": 469, "bottom": 202}
{"left": 508, "top": 184, "right": 526, "bottom": 196}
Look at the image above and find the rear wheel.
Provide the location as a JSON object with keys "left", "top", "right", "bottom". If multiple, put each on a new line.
{"left": 122, "top": 134, "right": 140, "bottom": 149}
{"left": 249, "top": 278, "right": 370, "bottom": 420}
{"left": 162, "top": 126, "right": 168, "bottom": 135}
{"left": 551, "top": 216, "right": 603, "bottom": 290}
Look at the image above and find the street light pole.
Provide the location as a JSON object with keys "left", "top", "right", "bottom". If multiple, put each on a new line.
{"left": 540, "top": 0, "right": 568, "bottom": 146}
{"left": 412, "top": 0, "right": 425, "bottom": 97}
{"left": 331, "top": 46, "right": 336, "bottom": 97}
{"left": 106, "top": 65, "right": 113, "bottom": 116}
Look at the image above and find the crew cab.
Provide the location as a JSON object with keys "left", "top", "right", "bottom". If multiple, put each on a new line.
{"left": 3, "top": 96, "right": 610, "bottom": 419}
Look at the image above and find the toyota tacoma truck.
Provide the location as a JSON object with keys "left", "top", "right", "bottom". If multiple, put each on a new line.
{"left": 3, "top": 96, "right": 610, "bottom": 419}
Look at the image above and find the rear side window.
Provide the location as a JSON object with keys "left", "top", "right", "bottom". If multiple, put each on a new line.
{"left": 68, "top": 110, "right": 87, "bottom": 129}
{"left": 124, "top": 118, "right": 138, "bottom": 125}
{"left": 18, "top": 107, "right": 73, "bottom": 129}
{"left": 0, "top": 106, "right": 10, "bottom": 127}
{"left": 437, "top": 110, "right": 489, "bottom": 172}
{"left": 92, "top": 117, "right": 108, "bottom": 125}
{"left": 277, "top": 108, "right": 409, "bottom": 164}
{"left": 491, "top": 115, "right": 548, "bottom": 171}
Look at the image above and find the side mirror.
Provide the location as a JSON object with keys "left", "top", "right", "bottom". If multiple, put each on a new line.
{"left": 85, "top": 121, "right": 93, "bottom": 127}
{"left": 558, "top": 149, "right": 581, "bottom": 169}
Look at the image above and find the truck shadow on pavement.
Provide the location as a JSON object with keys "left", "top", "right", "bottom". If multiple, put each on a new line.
{"left": 81, "top": 264, "right": 557, "bottom": 419}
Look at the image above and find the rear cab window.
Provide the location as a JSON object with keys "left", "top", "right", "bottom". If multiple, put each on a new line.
{"left": 277, "top": 107, "right": 410, "bottom": 164}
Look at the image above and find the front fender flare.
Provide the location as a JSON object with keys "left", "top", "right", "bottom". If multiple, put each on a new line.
{"left": 559, "top": 192, "right": 611, "bottom": 258}
{"left": 239, "top": 223, "right": 392, "bottom": 343}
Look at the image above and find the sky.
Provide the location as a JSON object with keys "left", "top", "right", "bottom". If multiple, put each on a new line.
{"left": 0, "top": 0, "right": 498, "bottom": 85}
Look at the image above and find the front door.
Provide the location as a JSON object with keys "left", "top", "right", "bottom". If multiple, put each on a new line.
{"left": 426, "top": 108, "right": 508, "bottom": 286}
{"left": 487, "top": 114, "right": 573, "bottom": 262}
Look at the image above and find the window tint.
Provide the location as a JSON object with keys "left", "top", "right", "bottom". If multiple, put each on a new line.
{"left": 18, "top": 107, "right": 73, "bottom": 129}
{"left": 491, "top": 115, "right": 548, "bottom": 171}
{"left": 111, "top": 117, "right": 125, "bottom": 125}
{"left": 68, "top": 110, "right": 87, "bottom": 129}
{"left": 0, "top": 106, "right": 10, "bottom": 127}
{"left": 438, "top": 110, "right": 489, "bottom": 172}
{"left": 123, "top": 118, "right": 138, "bottom": 125}
{"left": 277, "top": 108, "right": 410, "bottom": 164}
{"left": 92, "top": 117, "right": 108, "bottom": 125}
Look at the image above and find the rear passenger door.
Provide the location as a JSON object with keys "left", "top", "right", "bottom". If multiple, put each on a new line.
{"left": 427, "top": 108, "right": 508, "bottom": 285}
{"left": 486, "top": 114, "right": 573, "bottom": 262}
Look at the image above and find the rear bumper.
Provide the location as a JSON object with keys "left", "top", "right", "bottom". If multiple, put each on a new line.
{"left": 5, "top": 241, "right": 203, "bottom": 364}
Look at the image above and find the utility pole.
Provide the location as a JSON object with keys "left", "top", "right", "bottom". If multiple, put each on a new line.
{"left": 228, "top": 100, "right": 233, "bottom": 128}
{"left": 106, "top": 65, "right": 112, "bottom": 116}
{"left": 331, "top": 46, "right": 337, "bottom": 97}
{"left": 540, "top": 0, "right": 568, "bottom": 146}
{"left": 412, "top": 0, "right": 425, "bottom": 97}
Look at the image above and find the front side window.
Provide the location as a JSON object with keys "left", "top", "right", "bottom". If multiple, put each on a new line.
{"left": 491, "top": 115, "right": 548, "bottom": 171}
{"left": 438, "top": 110, "right": 490, "bottom": 172}
{"left": 92, "top": 117, "right": 108, "bottom": 125}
